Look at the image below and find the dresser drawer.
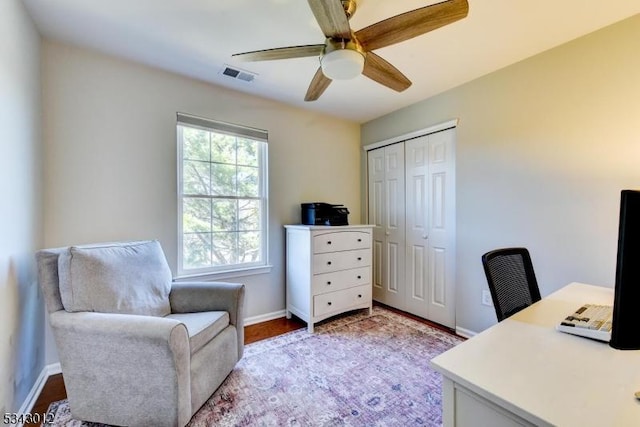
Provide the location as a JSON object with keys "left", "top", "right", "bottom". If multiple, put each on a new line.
{"left": 312, "top": 267, "right": 370, "bottom": 294}
{"left": 313, "top": 231, "right": 371, "bottom": 254}
{"left": 313, "top": 285, "right": 372, "bottom": 317}
{"left": 313, "top": 248, "right": 371, "bottom": 274}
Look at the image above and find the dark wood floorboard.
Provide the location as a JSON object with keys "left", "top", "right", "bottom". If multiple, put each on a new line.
{"left": 25, "top": 373, "right": 66, "bottom": 427}
{"left": 25, "top": 306, "right": 459, "bottom": 426}
{"left": 244, "top": 315, "right": 306, "bottom": 344}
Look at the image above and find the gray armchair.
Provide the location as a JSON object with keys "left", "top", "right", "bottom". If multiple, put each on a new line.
{"left": 36, "top": 240, "right": 245, "bottom": 427}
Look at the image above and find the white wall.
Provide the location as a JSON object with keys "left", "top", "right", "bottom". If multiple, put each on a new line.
{"left": 0, "top": 0, "right": 43, "bottom": 413}
{"left": 41, "top": 40, "right": 361, "bottom": 360}
{"left": 361, "top": 15, "right": 640, "bottom": 334}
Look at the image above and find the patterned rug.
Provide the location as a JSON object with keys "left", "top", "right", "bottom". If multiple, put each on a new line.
{"left": 44, "top": 307, "right": 462, "bottom": 426}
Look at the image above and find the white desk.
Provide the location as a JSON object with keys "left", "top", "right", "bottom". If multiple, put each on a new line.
{"left": 430, "top": 282, "right": 640, "bottom": 426}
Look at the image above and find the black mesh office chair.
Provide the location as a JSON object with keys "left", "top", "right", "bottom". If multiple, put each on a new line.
{"left": 481, "top": 247, "right": 542, "bottom": 322}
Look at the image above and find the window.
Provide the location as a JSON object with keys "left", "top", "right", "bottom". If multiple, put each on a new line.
{"left": 177, "top": 113, "right": 268, "bottom": 277}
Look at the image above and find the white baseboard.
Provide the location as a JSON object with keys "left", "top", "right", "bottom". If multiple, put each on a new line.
{"left": 244, "top": 309, "right": 287, "bottom": 326}
{"left": 455, "top": 326, "right": 477, "bottom": 339}
{"left": 46, "top": 362, "right": 62, "bottom": 376}
{"left": 15, "top": 363, "right": 61, "bottom": 427}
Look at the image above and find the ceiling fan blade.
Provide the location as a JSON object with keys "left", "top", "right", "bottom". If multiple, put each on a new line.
{"left": 362, "top": 52, "right": 412, "bottom": 92}
{"left": 355, "top": 0, "right": 469, "bottom": 52}
{"left": 305, "top": 67, "right": 332, "bottom": 101}
{"left": 307, "top": 0, "right": 351, "bottom": 39}
{"left": 233, "top": 44, "right": 325, "bottom": 62}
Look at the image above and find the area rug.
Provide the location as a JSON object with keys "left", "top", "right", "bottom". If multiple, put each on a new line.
{"left": 44, "top": 307, "right": 462, "bottom": 426}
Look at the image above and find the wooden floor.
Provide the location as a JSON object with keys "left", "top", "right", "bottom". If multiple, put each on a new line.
{"left": 25, "top": 305, "right": 455, "bottom": 426}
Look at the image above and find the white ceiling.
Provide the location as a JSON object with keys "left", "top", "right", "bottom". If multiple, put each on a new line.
{"left": 23, "top": 0, "right": 640, "bottom": 123}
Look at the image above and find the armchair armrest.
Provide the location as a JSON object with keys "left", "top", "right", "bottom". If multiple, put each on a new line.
{"left": 49, "top": 310, "right": 192, "bottom": 426}
{"left": 169, "top": 281, "right": 244, "bottom": 324}
{"left": 169, "top": 281, "right": 245, "bottom": 357}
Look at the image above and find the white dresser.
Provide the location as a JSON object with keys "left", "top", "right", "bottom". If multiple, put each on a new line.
{"left": 284, "top": 225, "right": 374, "bottom": 332}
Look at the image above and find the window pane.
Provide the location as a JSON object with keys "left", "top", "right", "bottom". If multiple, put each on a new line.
{"left": 183, "top": 233, "right": 212, "bottom": 269}
{"left": 238, "top": 199, "right": 260, "bottom": 231}
{"left": 237, "top": 138, "right": 259, "bottom": 167}
{"left": 183, "top": 128, "right": 210, "bottom": 161}
{"left": 183, "top": 198, "right": 211, "bottom": 233}
{"left": 211, "top": 133, "right": 236, "bottom": 164}
{"left": 212, "top": 199, "right": 237, "bottom": 231}
{"left": 211, "top": 163, "right": 236, "bottom": 196}
{"left": 237, "top": 166, "right": 259, "bottom": 197}
{"left": 179, "top": 118, "right": 267, "bottom": 275}
{"left": 183, "top": 160, "right": 211, "bottom": 195}
{"left": 238, "top": 231, "right": 261, "bottom": 263}
{"left": 212, "top": 232, "right": 237, "bottom": 266}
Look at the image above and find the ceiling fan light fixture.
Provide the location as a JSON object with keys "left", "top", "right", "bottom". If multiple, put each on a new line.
{"left": 321, "top": 48, "right": 365, "bottom": 80}
{"left": 233, "top": 0, "right": 469, "bottom": 101}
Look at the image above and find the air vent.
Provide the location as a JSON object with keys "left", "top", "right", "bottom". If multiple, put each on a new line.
{"left": 220, "top": 65, "right": 257, "bottom": 83}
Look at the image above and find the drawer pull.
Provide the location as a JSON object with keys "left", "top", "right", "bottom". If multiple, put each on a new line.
{"left": 358, "top": 294, "right": 362, "bottom": 298}
{"left": 327, "top": 241, "right": 332, "bottom": 245}
{"left": 327, "top": 301, "right": 332, "bottom": 306}
{"left": 357, "top": 238, "right": 362, "bottom": 242}
{"left": 327, "top": 281, "right": 332, "bottom": 285}
{"left": 357, "top": 257, "right": 362, "bottom": 261}
{"left": 327, "top": 261, "right": 332, "bottom": 265}
{"left": 357, "top": 275, "right": 362, "bottom": 279}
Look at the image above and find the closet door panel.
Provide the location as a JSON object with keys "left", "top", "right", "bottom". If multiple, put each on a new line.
{"left": 425, "top": 129, "right": 456, "bottom": 328}
{"left": 405, "top": 136, "right": 430, "bottom": 318}
{"left": 367, "top": 144, "right": 405, "bottom": 307}
{"left": 368, "top": 149, "right": 385, "bottom": 301}
{"left": 383, "top": 143, "right": 405, "bottom": 307}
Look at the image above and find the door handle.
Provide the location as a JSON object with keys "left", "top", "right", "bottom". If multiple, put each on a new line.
{"left": 423, "top": 234, "right": 429, "bottom": 239}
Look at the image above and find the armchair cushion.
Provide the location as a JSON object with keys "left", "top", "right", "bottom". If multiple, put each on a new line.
{"left": 58, "top": 240, "right": 172, "bottom": 316}
{"left": 166, "top": 311, "right": 230, "bottom": 355}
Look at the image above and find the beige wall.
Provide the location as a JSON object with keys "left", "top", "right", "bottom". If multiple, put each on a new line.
{"left": 362, "top": 14, "right": 640, "bottom": 333}
{"left": 41, "top": 40, "right": 361, "bottom": 347}
{"left": 0, "top": 0, "right": 43, "bottom": 413}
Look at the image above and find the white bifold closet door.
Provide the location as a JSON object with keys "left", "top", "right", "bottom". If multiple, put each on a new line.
{"left": 368, "top": 142, "right": 405, "bottom": 309}
{"left": 367, "top": 128, "right": 456, "bottom": 328}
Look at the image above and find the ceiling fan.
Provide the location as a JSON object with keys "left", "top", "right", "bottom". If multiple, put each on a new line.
{"left": 232, "top": 0, "right": 469, "bottom": 102}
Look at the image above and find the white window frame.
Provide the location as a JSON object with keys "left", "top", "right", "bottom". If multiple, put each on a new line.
{"left": 176, "top": 112, "right": 270, "bottom": 279}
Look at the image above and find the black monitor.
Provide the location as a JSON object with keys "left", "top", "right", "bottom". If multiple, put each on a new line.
{"left": 610, "top": 190, "right": 640, "bottom": 350}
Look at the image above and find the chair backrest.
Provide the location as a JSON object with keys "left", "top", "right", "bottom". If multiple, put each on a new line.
{"left": 36, "top": 247, "right": 68, "bottom": 314}
{"left": 36, "top": 240, "right": 172, "bottom": 316}
{"left": 481, "top": 247, "right": 541, "bottom": 322}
